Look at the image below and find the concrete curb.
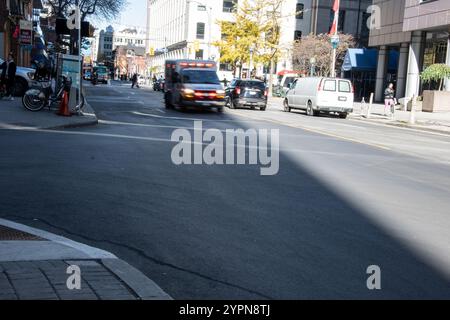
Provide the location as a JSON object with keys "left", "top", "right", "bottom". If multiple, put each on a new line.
{"left": 102, "top": 259, "right": 172, "bottom": 300}
{"left": 44, "top": 101, "right": 98, "bottom": 130}
{"left": 0, "top": 218, "right": 172, "bottom": 300}
{"left": 0, "top": 218, "right": 116, "bottom": 260}
{"left": 349, "top": 116, "right": 450, "bottom": 136}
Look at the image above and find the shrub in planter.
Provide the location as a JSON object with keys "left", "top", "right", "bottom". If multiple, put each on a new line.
{"left": 420, "top": 64, "right": 450, "bottom": 112}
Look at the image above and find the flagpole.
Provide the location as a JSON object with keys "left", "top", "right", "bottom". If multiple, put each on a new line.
{"left": 331, "top": 1, "right": 340, "bottom": 78}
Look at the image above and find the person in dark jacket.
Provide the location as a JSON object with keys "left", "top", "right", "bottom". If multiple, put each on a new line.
{"left": 1, "top": 53, "right": 17, "bottom": 100}
{"left": 131, "top": 73, "right": 139, "bottom": 89}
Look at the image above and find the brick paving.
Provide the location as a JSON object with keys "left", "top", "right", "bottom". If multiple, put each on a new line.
{"left": 0, "top": 260, "right": 139, "bottom": 300}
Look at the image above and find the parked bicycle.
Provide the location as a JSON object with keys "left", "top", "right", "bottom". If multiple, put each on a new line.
{"left": 22, "top": 75, "right": 85, "bottom": 112}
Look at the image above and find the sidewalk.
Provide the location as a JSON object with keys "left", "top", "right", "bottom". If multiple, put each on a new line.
{"left": 0, "top": 218, "right": 171, "bottom": 300}
{"left": 268, "top": 97, "right": 450, "bottom": 135}
{"left": 351, "top": 102, "right": 450, "bottom": 134}
{"left": 0, "top": 97, "right": 98, "bottom": 130}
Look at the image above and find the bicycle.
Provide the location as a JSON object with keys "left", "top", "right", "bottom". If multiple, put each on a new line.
{"left": 22, "top": 75, "right": 85, "bottom": 112}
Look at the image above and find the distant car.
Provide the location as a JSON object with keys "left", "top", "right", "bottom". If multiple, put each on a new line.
{"left": 92, "top": 66, "right": 108, "bottom": 84}
{"left": 138, "top": 76, "right": 146, "bottom": 86}
{"left": 225, "top": 79, "right": 268, "bottom": 111}
{"left": 284, "top": 77, "right": 354, "bottom": 119}
{"left": 84, "top": 71, "right": 92, "bottom": 80}
{"left": 0, "top": 57, "right": 35, "bottom": 97}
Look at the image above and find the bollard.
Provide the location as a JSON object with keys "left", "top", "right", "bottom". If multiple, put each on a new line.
{"left": 361, "top": 97, "right": 366, "bottom": 117}
{"left": 367, "top": 93, "right": 374, "bottom": 119}
{"left": 409, "top": 95, "right": 417, "bottom": 125}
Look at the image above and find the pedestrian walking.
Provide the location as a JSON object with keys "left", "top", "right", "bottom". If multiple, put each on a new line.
{"left": 0, "top": 53, "right": 17, "bottom": 100}
{"left": 131, "top": 73, "right": 139, "bottom": 89}
{"left": 223, "top": 77, "right": 228, "bottom": 87}
{"left": 384, "top": 83, "right": 396, "bottom": 117}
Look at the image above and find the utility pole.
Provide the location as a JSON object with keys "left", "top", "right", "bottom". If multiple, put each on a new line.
{"left": 330, "top": 0, "right": 340, "bottom": 78}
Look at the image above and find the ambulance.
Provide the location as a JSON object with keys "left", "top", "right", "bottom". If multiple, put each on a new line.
{"left": 164, "top": 60, "right": 226, "bottom": 112}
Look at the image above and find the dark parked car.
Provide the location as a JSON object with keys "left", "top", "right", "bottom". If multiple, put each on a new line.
{"left": 225, "top": 79, "right": 268, "bottom": 111}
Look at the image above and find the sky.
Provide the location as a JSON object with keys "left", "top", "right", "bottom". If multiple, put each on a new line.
{"left": 94, "top": 0, "right": 147, "bottom": 31}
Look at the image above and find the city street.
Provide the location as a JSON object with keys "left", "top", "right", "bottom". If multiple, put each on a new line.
{"left": 1, "top": 81, "right": 449, "bottom": 299}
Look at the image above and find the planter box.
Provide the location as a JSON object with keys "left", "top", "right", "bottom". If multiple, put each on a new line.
{"left": 406, "top": 100, "right": 423, "bottom": 112}
{"left": 422, "top": 90, "right": 450, "bottom": 112}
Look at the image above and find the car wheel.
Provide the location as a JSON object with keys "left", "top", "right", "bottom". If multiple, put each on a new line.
{"left": 217, "top": 107, "right": 224, "bottom": 113}
{"left": 14, "top": 77, "right": 28, "bottom": 97}
{"left": 339, "top": 113, "right": 348, "bottom": 119}
{"left": 260, "top": 106, "right": 266, "bottom": 111}
{"left": 283, "top": 99, "right": 291, "bottom": 112}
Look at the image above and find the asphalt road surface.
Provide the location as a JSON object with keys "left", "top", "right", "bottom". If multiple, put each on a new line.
{"left": 1, "top": 81, "right": 449, "bottom": 299}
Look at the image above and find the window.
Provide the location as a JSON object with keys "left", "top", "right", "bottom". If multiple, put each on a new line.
{"left": 195, "top": 49, "right": 204, "bottom": 60}
{"left": 223, "top": 0, "right": 237, "bottom": 13}
{"left": 181, "top": 70, "right": 220, "bottom": 84}
{"left": 220, "top": 63, "right": 233, "bottom": 71}
{"left": 329, "top": 10, "right": 346, "bottom": 32}
{"left": 323, "top": 80, "right": 336, "bottom": 91}
{"left": 338, "top": 81, "right": 351, "bottom": 93}
{"left": 196, "top": 23, "right": 205, "bottom": 39}
{"left": 294, "top": 31, "right": 302, "bottom": 41}
{"left": 296, "top": 3, "right": 304, "bottom": 19}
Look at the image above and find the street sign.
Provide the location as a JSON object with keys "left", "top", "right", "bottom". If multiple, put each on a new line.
{"left": 331, "top": 35, "right": 340, "bottom": 49}
{"left": 19, "top": 20, "right": 32, "bottom": 45}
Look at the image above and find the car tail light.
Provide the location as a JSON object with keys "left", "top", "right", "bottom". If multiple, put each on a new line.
{"left": 235, "top": 87, "right": 241, "bottom": 95}
{"left": 264, "top": 89, "right": 268, "bottom": 97}
{"left": 351, "top": 83, "right": 355, "bottom": 93}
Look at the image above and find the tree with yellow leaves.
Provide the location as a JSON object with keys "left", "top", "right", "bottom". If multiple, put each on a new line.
{"left": 214, "top": 0, "right": 286, "bottom": 92}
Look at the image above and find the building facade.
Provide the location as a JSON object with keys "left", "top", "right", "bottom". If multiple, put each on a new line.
{"left": 278, "top": 0, "right": 372, "bottom": 72}
{"left": 146, "top": 0, "right": 237, "bottom": 78}
{"left": 0, "top": 0, "right": 36, "bottom": 66}
{"left": 97, "top": 25, "right": 114, "bottom": 62}
{"left": 369, "top": 0, "right": 450, "bottom": 101}
{"left": 146, "top": 0, "right": 372, "bottom": 78}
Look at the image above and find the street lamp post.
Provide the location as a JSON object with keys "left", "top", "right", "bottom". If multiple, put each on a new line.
{"left": 249, "top": 46, "right": 255, "bottom": 79}
{"left": 310, "top": 57, "right": 316, "bottom": 77}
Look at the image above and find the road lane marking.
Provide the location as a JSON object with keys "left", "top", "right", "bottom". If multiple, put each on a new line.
{"left": 132, "top": 111, "right": 266, "bottom": 122}
{"left": 228, "top": 111, "right": 392, "bottom": 151}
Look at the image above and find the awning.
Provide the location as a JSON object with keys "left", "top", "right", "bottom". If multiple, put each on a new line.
{"left": 342, "top": 48, "right": 399, "bottom": 72}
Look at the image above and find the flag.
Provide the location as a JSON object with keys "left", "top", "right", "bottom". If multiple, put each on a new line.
{"left": 329, "top": 0, "right": 340, "bottom": 36}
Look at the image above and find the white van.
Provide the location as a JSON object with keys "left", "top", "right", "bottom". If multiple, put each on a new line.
{"left": 284, "top": 77, "right": 354, "bottom": 118}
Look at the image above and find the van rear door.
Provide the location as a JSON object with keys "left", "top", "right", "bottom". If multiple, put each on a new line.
{"left": 335, "top": 80, "right": 354, "bottom": 109}
{"left": 318, "top": 79, "right": 353, "bottom": 110}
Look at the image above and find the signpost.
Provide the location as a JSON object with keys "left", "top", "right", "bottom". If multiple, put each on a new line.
{"left": 19, "top": 20, "right": 33, "bottom": 46}
{"left": 330, "top": 35, "right": 340, "bottom": 78}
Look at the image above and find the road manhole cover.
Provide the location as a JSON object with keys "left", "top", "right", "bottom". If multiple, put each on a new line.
{"left": 0, "top": 225, "right": 46, "bottom": 241}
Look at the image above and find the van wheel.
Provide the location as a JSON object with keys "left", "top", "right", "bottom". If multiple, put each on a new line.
{"left": 339, "top": 113, "right": 348, "bottom": 119}
{"left": 307, "top": 101, "right": 319, "bottom": 117}
{"left": 283, "top": 99, "right": 291, "bottom": 112}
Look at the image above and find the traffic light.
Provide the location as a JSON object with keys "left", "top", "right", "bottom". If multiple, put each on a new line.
{"left": 149, "top": 47, "right": 155, "bottom": 56}
{"left": 194, "top": 40, "right": 200, "bottom": 52}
